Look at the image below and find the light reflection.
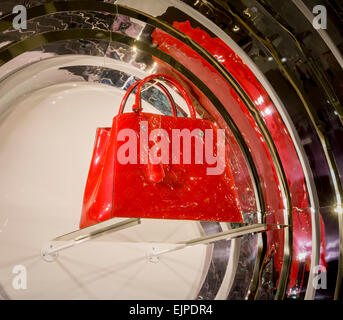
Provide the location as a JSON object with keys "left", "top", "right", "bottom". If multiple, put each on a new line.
{"left": 214, "top": 54, "right": 225, "bottom": 63}
{"left": 254, "top": 95, "right": 264, "bottom": 106}
{"left": 149, "top": 62, "right": 157, "bottom": 74}
{"left": 264, "top": 107, "right": 272, "bottom": 115}
{"left": 297, "top": 251, "right": 307, "bottom": 261}
{"left": 233, "top": 25, "right": 240, "bottom": 32}
{"left": 334, "top": 205, "right": 343, "bottom": 215}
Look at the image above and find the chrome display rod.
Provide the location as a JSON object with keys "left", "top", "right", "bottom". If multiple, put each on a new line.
{"left": 41, "top": 218, "right": 141, "bottom": 261}
{"left": 150, "top": 223, "right": 272, "bottom": 258}
{"left": 41, "top": 217, "right": 285, "bottom": 262}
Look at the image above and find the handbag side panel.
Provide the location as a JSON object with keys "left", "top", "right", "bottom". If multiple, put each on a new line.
{"left": 79, "top": 127, "right": 112, "bottom": 229}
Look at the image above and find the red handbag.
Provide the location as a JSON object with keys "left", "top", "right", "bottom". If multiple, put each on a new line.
{"left": 80, "top": 74, "right": 243, "bottom": 229}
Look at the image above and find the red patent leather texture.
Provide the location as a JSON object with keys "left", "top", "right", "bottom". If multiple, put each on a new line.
{"left": 112, "top": 112, "right": 242, "bottom": 222}
{"left": 80, "top": 74, "right": 243, "bottom": 229}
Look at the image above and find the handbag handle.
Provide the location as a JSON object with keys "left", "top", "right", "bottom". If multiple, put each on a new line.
{"left": 118, "top": 78, "right": 174, "bottom": 183}
{"left": 134, "top": 74, "right": 196, "bottom": 119}
{"left": 119, "top": 79, "right": 178, "bottom": 117}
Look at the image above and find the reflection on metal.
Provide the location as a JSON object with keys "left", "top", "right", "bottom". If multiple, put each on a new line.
{"left": 170, "top": 0, "right": 294, "bottom": 299}
{"left": 255, "top": 0, "right": 343, "bottom": 124}
{"left": 203, "top": 0, "right": 294, "bottom": 300}
{"left": 290, "top": 0, "right": 343, "bottom": 299}
{"left": 180, "top": 0, "right": 294, "bottom": 300}
{"left": 53, "top": 218, "right": 141, "bottom": 242}
{"left": 292, "top": 0, "right": 343, "bottom": 70}
{"left": 200, "top": 0, "right": 342, "bottom": 300}
{"left": 151, "top": 224, "right": 275, "bottom": 257}
{"left": 179, "top": 224, "right": 283, "bottom": 245}
{"left": 241, "top": 0, "right": 343, "bottom": 300}
{"left": 163, "top": 0, "right": 277, "bottom": 300}
{"left": 226, "top": 0, "right": 322, "bottom": 300}
{"left": 183, "top": 3, "right": 321, "bottom": 298}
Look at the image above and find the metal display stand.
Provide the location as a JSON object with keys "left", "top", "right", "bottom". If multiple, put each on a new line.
{"left": 41, "top": 217, "right": 286, "bottom": 262}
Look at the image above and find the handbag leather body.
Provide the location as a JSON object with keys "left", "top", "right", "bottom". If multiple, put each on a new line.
{"left": 80, "top": 74, "right": 243, "bottom": 229}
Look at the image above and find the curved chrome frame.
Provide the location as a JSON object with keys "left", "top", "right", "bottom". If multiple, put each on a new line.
{"left": 220, "top": 0, "right": 343, "bottom": 299}
{"left": 0, "top": 0, "right": 333, "bottom": 299}
{"left": 290, "top": 0, "right": 343, "bottom": 299}
{"left": 170, "top": 0, "right": 341, "bottom": 299}
{"left": 164, "top": 0, "right": 321, "bottom": 300}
